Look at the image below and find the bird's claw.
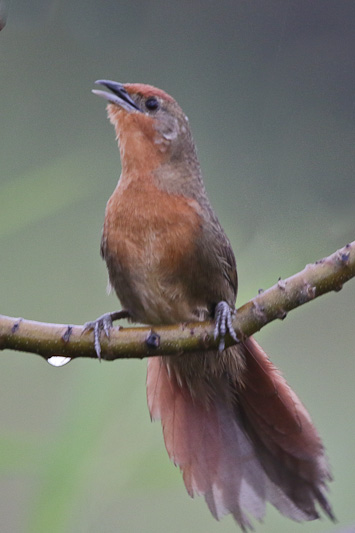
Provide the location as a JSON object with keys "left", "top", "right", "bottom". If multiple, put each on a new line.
{"left": 213, "top": 301, "right": 239, "bottom": 352}
{"left": 82, "top": 312, "right": 115, "bottom": 360}
{"left": 82, "top": 309, "right": 131, "bottom": 360}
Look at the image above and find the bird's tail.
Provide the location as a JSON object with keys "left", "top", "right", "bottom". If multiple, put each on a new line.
{"left": 146, "top": 337, "right": 334, "bottom": 531}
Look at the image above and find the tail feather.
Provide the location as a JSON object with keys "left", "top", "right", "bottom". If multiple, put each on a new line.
{"left": 146, "top": 339, "right": 333, "bottom": 530}
{"left": 240, "top": 338, "right": 333, "bottom": 521}
{"left": 148, "top": 356, "right": 219, "bottom": 496}
{"left": 147, "top": 356, "right": 266, "bottom": 530}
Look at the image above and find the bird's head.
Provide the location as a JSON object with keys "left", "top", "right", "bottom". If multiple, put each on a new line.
{"left": 93, "top": 80, "right": 197, "bottom": 175}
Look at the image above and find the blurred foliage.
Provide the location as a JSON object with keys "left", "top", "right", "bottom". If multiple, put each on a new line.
{"left": 0, "top": 1, "right": 354, "bottom": 532}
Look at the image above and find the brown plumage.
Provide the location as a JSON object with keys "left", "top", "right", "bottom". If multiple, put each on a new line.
{"left": 91, "top": 80, "right": 334, "bottom": 530}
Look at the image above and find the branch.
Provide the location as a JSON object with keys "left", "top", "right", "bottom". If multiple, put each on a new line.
{"left": 0, "top": 241, "right": 354, "bottom": 362}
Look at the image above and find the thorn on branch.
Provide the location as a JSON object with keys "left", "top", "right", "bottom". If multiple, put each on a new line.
{"left": 277, "top": 309, "right": 288, "bottom": 320}
{"left": 277, "top": 278, "right": 286, "bottom": 290}
{"left": 253, "top": 302, "right": 268, "bottom": 325}
{"left": 305, "top": 283, "right": 316, "bottom": 299}
{"left": 298, "top": 283, "right": 316, "bottom": 304}
{"left": 146, "top": 331, "right": 160, "bottom": 349}
{"left": 339, "top": 252, "right": 350, "bottom": 264}
{"left": 11, "top": 318, "right": 23, "bottom": 334}
{"left": 61, "top": 325, "right": 73, "bottom": 343}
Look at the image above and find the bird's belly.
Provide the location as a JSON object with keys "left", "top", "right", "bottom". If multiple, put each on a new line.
{"left": 106, "top": 240, "right": 208, "bottom": 325}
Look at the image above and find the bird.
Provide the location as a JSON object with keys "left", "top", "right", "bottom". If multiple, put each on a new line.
{"left": 86, "top": 79, "right": 334, "bottom": 530}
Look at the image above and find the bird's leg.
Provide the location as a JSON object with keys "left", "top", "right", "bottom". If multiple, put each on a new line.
{"left": 82, "top": 310, "right": 131, "bottom": 360}
{"left": 213, "top": 301, "right": 239, "bottom": 352}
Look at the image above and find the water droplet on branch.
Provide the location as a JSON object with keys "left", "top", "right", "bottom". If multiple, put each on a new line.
{"left": 47, "top": 356, "right": 72, "bottom": 367}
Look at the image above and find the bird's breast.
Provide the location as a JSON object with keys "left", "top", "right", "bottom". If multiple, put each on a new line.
{"left": 102, "top": 174, "right": 208, "bottom": 324}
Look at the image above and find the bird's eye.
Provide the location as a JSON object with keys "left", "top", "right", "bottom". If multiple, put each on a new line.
{"left": 145, "top": 97, "right": 160, "bottom": 111}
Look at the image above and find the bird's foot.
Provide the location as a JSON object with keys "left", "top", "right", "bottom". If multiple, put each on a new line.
{"left": 82, "top": 310, "right": 130, "bottom": 360}
{"left": 213, "top": 301, "right": 239, "bottom": 352}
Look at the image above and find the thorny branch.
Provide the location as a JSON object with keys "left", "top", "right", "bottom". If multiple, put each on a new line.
{"left": 0, "top": 241, "right": 354, "bottom": 362}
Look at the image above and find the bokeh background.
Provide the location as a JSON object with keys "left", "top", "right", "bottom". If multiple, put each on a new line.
{"left": 1, "top": 1, "right": 354, "bottom": 532}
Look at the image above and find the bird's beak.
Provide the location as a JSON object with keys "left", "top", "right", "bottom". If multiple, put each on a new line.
{"left": 92, "top": 80, "right": 142, "bottom": 112}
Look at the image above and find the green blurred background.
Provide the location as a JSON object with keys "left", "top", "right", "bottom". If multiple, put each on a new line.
{"left": 1, "top": 1, "right": 354, "bottom": 532}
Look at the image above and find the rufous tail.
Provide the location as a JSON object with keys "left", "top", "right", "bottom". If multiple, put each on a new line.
{"left": 146, "top": 337, "right": 334, "bottom": 531}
